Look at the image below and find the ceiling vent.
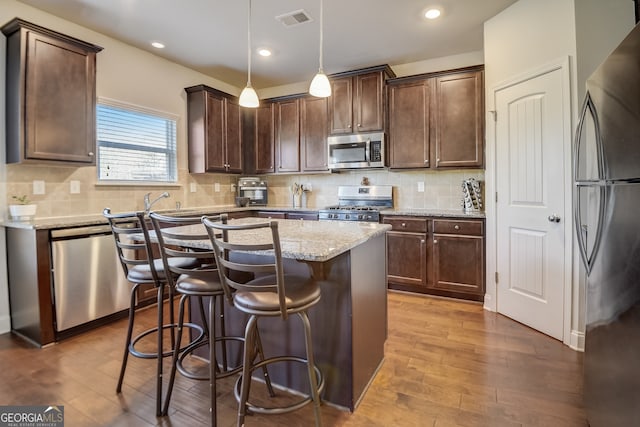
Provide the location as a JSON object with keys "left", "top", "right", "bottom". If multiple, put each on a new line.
{"left": 275, "top": 9, "right": 313, "bottom": 27}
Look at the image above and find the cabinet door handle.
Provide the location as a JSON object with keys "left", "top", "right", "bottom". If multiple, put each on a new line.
{"left": 88, "top": 152, "right": 94, "bottom": 156}
{"left": 433, "top": 239, "right": 438, "bottom": 244}
{"left": 421, "top": 239, "right": 425, "bottom": 244}
{"left": 347, "top": 124, "right": 352, "bottom": 128}
{"left": 357, "top": 123, "right": 361, "bottom": 127}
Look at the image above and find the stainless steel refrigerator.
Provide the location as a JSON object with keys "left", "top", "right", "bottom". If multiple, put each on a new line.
{"left": 574, "top": 22, "right": 640, "bottom": 427}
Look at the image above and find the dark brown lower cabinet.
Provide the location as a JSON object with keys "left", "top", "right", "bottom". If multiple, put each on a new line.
{"left": 383, "top": 216, "right": 485, "bottom": 302}
{"left": 387, "top": 231, "right": 430, "bottom": 288}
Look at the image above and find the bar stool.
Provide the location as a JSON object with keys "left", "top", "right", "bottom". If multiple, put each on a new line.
{"left": 103, "top": 208, "right": 202, "bottom": 417}
{"left": 149, "top": 212, "right": 274, "bottom": 426}
{"left": 203, "top": 214, "right": 324, "bottom": 427}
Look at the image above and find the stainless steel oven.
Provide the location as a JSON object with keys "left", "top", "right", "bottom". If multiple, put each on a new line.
{"left": 327, "top": 132, "right": 386, "bottom": 170}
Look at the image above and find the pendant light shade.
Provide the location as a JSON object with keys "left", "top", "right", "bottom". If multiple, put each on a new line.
{"left": 239, "top": 84, "right": 259, "bottom": 108}
{"left": 240, "top": 0, "right": 259, "bottom": 108}
{"left": 309, "top": 0, "right": 331, "bottom": 97}
{"left": 309, "top": 72, "right": 331, "bottom": 97}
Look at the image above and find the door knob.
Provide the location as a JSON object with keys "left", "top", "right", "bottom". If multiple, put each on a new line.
{"left": 548, "top": 214, "right": 561, "bottom": 223}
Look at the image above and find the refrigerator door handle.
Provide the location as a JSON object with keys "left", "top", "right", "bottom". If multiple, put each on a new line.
{"left": 573, "top": 93, "right": 607, "bottom": 275}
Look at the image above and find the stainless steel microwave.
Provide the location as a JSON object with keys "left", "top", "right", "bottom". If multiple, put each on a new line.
{"left": 327, "top": 132, "right": 386, "bottom": 170}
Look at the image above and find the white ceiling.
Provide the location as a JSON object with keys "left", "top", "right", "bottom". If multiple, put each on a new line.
{"left": 17, "top": 0, "right": 517, "bottom": 89}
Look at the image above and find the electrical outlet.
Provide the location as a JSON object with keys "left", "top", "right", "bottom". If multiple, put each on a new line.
{"left": 70, "top": 180, "right": 80, "bottom": 194}
{"left": 214, "top": 183, "right": 220, "bottom": 192}
{"left": 33, "top": 180, "right": 45, "bottom": 195}
{"left": 305, "top": 183, "right": 313, "bottom": 192}
{"left": 190, "top": 182, "right": 197, "bottom": 193}
{"left": 417, "top": 181, "right": 425, "bottom": 192}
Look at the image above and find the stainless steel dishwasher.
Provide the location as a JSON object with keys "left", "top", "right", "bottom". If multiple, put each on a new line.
{"left": 50, "top": 225, "right": 130, "bottom": 332}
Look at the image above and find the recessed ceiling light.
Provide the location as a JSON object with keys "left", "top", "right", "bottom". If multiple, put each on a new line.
{"left": 424, "top": 8, "right": 441, "bottom": 19}
{"left": 257, "top": 48, "right": 272, "bottom": 57}
{"left": 151, "top": 41, "right": 165, "bottom": 49}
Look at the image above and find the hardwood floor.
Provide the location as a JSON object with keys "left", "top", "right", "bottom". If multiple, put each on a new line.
{"left": 0, "top": 291, "right": 587, "bottom": 426}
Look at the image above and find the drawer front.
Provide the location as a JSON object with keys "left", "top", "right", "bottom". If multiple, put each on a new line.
{"left": 257, "top": 211, "right": 287, "bottom": 219}
{"left": 383, "top": 217, "right": 428, "bottom": 233}
{"left": 433, "top": 219, "right": 483, "bottom": 236}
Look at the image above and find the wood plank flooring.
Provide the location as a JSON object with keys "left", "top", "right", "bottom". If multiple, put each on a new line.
{"left": 0, "top": 291, "right": 587, "bottom": 426}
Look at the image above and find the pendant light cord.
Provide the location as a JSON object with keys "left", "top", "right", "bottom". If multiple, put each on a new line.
{"left": 318, "top": 0, "right": 324, "bottom": 72}
{"left": 247, "top": 0, "right": 252, "bottom": 85}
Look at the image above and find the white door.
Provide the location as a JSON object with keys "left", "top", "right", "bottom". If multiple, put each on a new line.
{"left": 494, "top": 67, "right": 567, "bottom": 340}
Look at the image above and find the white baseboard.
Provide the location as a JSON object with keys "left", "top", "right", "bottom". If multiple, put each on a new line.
{"left": 483, "top": 293, "right": 496, "bottom": 312}
{"left": 0, "top": 314, "right": 10, "bottom": 335}
{"left": 569, "top": 329, "right": 585, "bottom": 352}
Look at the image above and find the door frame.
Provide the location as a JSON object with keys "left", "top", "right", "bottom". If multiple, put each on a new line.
{"left": 485, "top": 56, "right": 578, "bottom": 348}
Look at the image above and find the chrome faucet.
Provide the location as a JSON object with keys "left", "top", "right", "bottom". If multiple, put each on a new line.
{"left": 144, "top": 191, "right": 170, "bottom": 214}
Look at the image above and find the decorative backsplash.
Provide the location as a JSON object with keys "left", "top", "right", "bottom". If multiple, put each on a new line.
{"left": 5, "top": 163, "right": 484, "bottom": 218}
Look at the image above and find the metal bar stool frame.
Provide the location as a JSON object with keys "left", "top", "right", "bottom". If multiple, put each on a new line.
{"left": 203, "top": 214, "right": 324, "bottom": 427}
{"left": 150, "top": 212, "right": 274, "bottom": 426}
{"left": 103, "top": 208, "right": 203, "bottom": 417}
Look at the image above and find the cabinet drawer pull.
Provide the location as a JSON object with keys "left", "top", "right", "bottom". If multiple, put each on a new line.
{"left": 454, "top": 225, "right": 460, "bottom": 230}
{"left": 401, "top": 223, "right": 406, "bottom": 227}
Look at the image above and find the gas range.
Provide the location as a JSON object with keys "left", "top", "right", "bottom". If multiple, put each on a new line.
{"left": 318, "top": 185, "right": 393, "bottom": 222}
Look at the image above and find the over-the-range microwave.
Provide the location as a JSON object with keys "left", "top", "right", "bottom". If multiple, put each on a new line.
{"left": 327, "top": 132, "right": 385, "bottom": 170}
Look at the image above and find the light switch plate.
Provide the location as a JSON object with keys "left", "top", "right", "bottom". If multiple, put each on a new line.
{"left": 417, "top": 181, "right": 425, "bottom": 192}
{"left": 190, "top": 182, "right": 197, "bottom": 193}
{"left": 33, "top": 180, "right": 45, "bottom": 195}
{"left": 214, "top": 183, "right": 220, "bottom": 192}
{"left": 70, "top": 180, "right": 80, "bottom": 194}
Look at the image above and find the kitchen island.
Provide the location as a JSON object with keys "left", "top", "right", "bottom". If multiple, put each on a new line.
{"left": 160, "top": 217, "right": 391, "bottom": 411}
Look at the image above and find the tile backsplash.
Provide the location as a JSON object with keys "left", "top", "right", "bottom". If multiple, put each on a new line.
{"left": 5, "top": 163, "right": 484, "bottom": 218}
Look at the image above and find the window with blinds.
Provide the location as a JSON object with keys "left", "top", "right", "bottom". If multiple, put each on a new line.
{"left": 97, "top": 99, "right": 177, "bottom": 183}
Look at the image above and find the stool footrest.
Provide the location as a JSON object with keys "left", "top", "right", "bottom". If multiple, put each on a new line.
{"left": 129, "top": 323, "right": 204, "bottom": 359}
{"left": 176, "top": 334, "right": 245, "bottom": 381}
{"left": 233, "top": 355, "right": 325, "bottom": 415}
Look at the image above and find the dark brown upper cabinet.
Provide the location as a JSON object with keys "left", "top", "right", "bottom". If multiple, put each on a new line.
{"left": 2, "top": 18, "right": 102, "bottom": 164}
{"left": 185, "top": 85, "right": 243, "bottom": 174}
{"left": 328, "top": 65, "right": 395, "bottom": 135}
{"left": 388, "top": 79, "right": 431, "bottom": 169}
{"left": 300, "top": 96, "right": 329, "bottom": 172}
{"left": 433, "top": 69, "right": 484, "bottom": 168}
{"left": 275, "top": 98, "right": 301, "bottom": 173}
{"left": 387, "top": 66, "right": 484, "bottom": 170}
{"left": 254, "top": 103, "right": 275, "bottom": 174}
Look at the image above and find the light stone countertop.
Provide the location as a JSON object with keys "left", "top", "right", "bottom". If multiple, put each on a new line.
{"left": 1, "top": 205, "right": 484, "bottom": 230}
{"left": 154, "top": 217, "right": 391, "bottom": 263}
{"left": 380, "top": 208, "right": 485, "bottom": 219}
{"left": 0, "top": 205, "right": 316, "bottom": 230}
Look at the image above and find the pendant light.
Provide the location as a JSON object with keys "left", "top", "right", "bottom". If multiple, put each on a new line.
{"left": 309, "top": 0, "right": 331, "bottom": 97}
{"left": 239, "top": 0, "right": 259, "bottom": 108}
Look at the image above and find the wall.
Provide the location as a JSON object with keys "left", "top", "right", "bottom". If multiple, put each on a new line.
{"left": 483, "top": 0, "right": 634, "bottom": 349}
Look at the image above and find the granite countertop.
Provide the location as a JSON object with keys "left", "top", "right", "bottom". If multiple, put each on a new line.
{"left": 153, "top": 217, "right": 391, "bottom": 262}
{"left": 380, "top": 208, "right": 485, "bottom": 219}
{"left": 0, "top": 205, "right": 301, "bottom": 230}
{"left": 1, "top": 205, "right": 484, "bottom": 230}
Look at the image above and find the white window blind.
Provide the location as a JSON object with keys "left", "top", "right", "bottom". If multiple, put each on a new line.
{"left": 97, "top": 99, "right": 177, "bottom": 183}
